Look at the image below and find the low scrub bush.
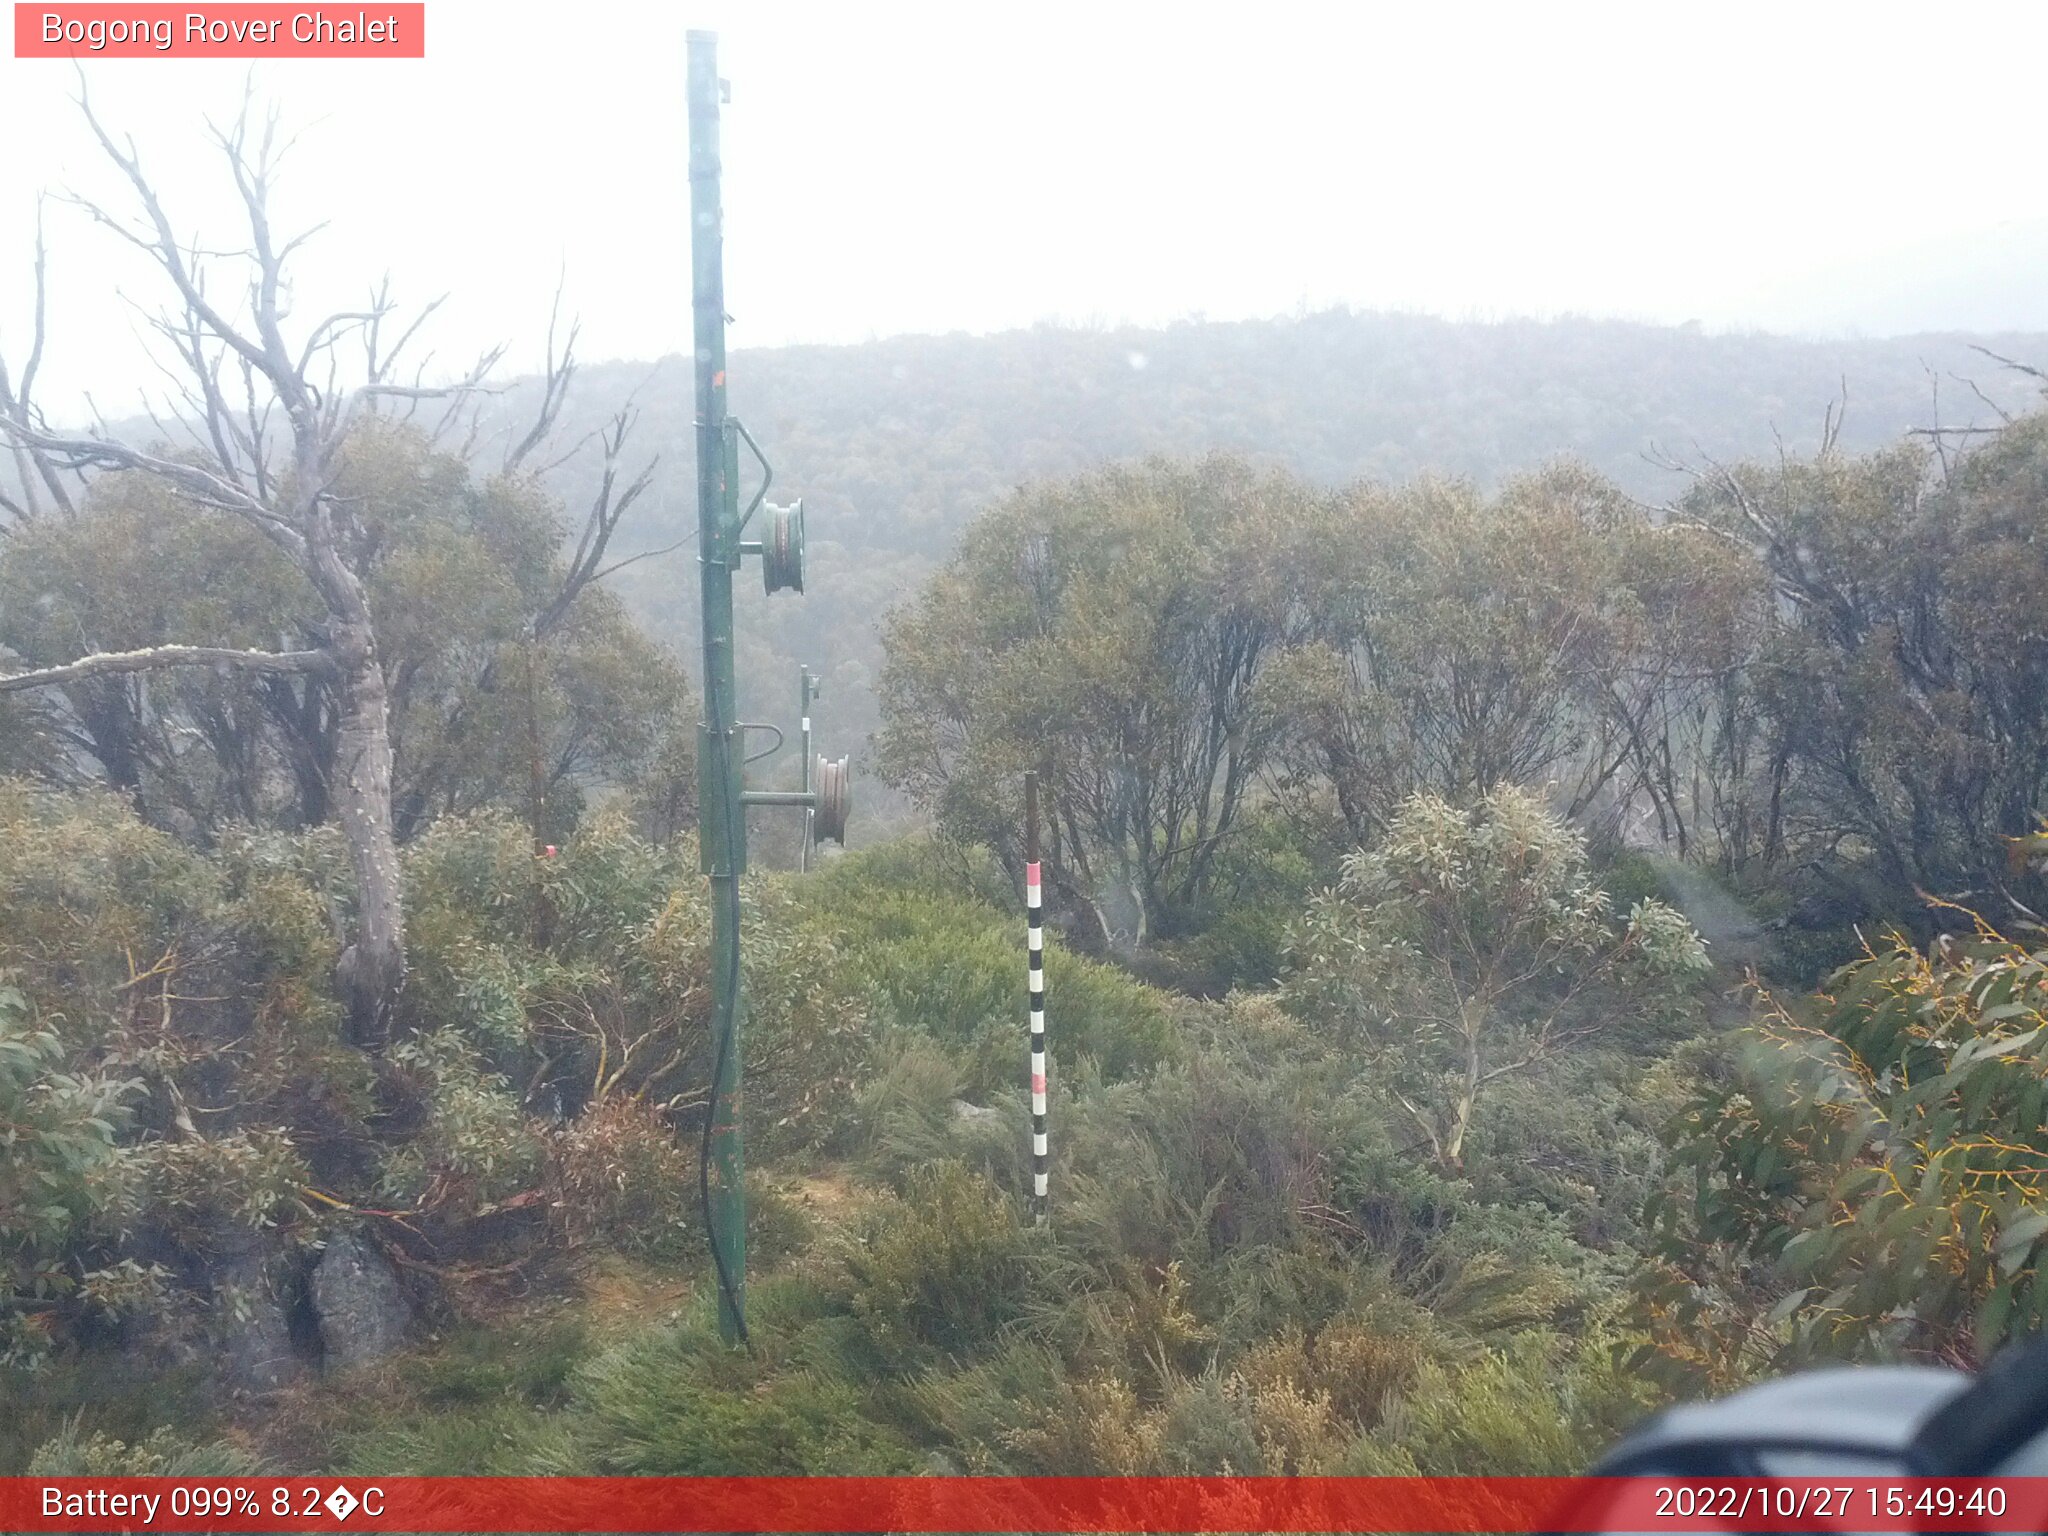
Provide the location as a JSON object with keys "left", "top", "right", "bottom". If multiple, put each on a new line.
{"left": 570, "top": 1294, "right": 917, "bottom": 1475}
{"left": 27, "top": 1421, "right": 260, "bottom": 1476}
{"left": 841, "top": 1162, "right": 1041, "bottom": 1367}
{"left": 546, "top": 1099, "right": 693, "bottom": 1258}
{"left": 797, "top": 846, "right": 1178, "bottom": 1092}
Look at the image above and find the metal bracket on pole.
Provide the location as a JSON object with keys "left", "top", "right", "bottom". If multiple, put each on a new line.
{"left": 738, "top": 722, "right": 785, "bottom": 765}
{"left": 735, "top": 663, "right": 849, "bottom": 867}
{"left": 730, "top": 417, "right": 773, "bottom": 533}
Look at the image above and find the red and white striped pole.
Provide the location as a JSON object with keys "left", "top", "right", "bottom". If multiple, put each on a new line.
{"left": 1025, "top": 771, "right": 1048, "bottom": 1224}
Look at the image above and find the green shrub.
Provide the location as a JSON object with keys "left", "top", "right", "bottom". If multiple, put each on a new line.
{"left": 853, "top": 1031, "right": 969, "bottom": 1186}
{"left": 1352, "top": 1328, "right": 1656, "bottom": 1475}
{"left": 0, "top": 981, "right": 143, "bottom": 1362}
{"left": 1462, "top": 1050, "right": 1683, "bottom": 1251}
{"left": 744, "top": 1173, "right": 820, "bottom": 1272}
{"left": 131, "top": 1129, "right": 311, "bottom": 1249}
{"left": 1285, "top": 786, "right": 1707, "bottom": 1171}
{"left": 338, "top": 1403, "right": 586, "bottom": 1476}
{"left": 809, "top": 835, "right": 1015, "bottom": 913}
{"left": 1155, "top": 1368, "right": 1269, "bottom": 1473}
{"left": 1239, "top": 1315, "right": 1425, "bottom": 1432}
{"left": 1599, "top": 849, "right": 1671, "bottom": 912}
{"left": 1159, "top": 808, "right": 1339, "bottom": 993}
{"left": 1051, "top": 1045, "right": 1350, "bottom": 1276}
{"left": 404, "top": 812, "right": 872, "bottom": 1161}
{"left": 907, "top": 1340, "right": 1087, "bottom": 1471}
{"left": 841, "top": 1162, "right": 1040, "bottom": 1366}
{"left": 1636, "top": 910, "right": 2048, "bottom": 1392}
{"left": 0, "top": 783, "right": 221, "bottom": 1046}
{"left": 26, "top": 1421, "right": 260, "bottom": 1476}
{"left": 380, "top": 1029, "right": 544, "bottom": 1214}
{"left": 546, "top": 1098, "right": 693, "bottom": 1258}
{"left": 797, "top": 842, "right": 1178, "bottom": 1094}
{"left": 570, "top": 1298, "right": 916, "bottom": 1474}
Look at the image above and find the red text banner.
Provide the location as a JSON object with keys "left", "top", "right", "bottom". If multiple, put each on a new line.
{"left": 5, "top": 1476, "right": 2048, "bottom": 1533}
{"left": 14, "top": 5, "right": 425, "bottom": 58}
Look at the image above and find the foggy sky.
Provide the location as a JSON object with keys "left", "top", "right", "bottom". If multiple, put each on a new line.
{"left": 4, "top": 0, "right": 2046, "bottom": 416}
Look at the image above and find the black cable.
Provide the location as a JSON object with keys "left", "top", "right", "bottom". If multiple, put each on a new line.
{"left": 697, "top": 640, "right": 752, "bottom": 1349}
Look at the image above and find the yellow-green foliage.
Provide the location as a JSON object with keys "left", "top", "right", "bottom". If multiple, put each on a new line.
{"left": 405, "top": 810, "right": 870, "bottom": 1161}
{"left": 130, "top": 1130, "right": 311, "bottom": 1245}
{"left": 568, "top": 1286, "right": 918, "bottom": 1475}
{"left": 0, "top": 781, "right": 222, "bottom": 1045}
{"left": 839, "top": 1162, "right": 1040, "bottom": 1366}
{"left": 26, "top": 1421, "right": 259, "bottom": 1476}
{"left": 0, "top": 981, "right": 141, "bottom": 1361}
{"left": 798, "top": 840, "right": 1177, "bottom": 1095}
{"left": 380, "top": 1029, "right": 542, "bottom": 1210}
{"left": 1638, "top": 905, "right": 2048, "bottom": 1392}
{"left": 1350, "top": 1328, "right": 1660, "bottom": 1475}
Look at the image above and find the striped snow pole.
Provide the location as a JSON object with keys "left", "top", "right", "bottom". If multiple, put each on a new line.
{"left": 1026, "top": 772, "right": 1048, "bottom": 1223}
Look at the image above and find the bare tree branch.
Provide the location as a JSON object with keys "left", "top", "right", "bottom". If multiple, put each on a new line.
{"left": 72, "top": 83, "right": 275, "bottom": 384}
{"left": 0, "top": 644, "right": 332, "bottom": 694}
{"left": 0, "top": 196, "right": 80, "bottom": 522}
{"left": 1971, "top": 344, "right": 2048, "bottom": 384}
{"left": 0, "top": 419, "right": 308, "bottom": 555}
{"left": 530, "top": 405, "right": 657, "bottom": 640}
{"left": 1953, "top": 369, "right": 2016, "bottom": 428}
{"left": 502, "top": 278, "right": 578, "bottom": 472}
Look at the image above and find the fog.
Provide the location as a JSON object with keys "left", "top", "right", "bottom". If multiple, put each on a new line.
{"left": 3, "top": 0, "right": 2047, "bottom": 414}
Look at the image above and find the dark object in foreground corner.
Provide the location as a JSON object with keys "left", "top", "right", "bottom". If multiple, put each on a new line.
{"left": 1590, "top": 1333, "right": 2048, "bottom": 1478}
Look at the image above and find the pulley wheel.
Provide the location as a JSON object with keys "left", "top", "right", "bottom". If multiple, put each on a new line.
{"left": 813, "top": 754, "right": 850, "bottom": 845}
{"left": 763, "top": 499, "right": 805, "bottom": 595}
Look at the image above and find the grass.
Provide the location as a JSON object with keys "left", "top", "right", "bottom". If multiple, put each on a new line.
{"left": 0, "top": 1356, "right": 223, "bottom": 1475}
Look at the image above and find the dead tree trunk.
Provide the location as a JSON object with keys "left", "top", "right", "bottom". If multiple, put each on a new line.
{"left": 0, "top": 93, "right": 655, "bottom": 1039}
{"left": 328, "top": 614, "right": 405, "bottom": 1041}
{"left": 0, "top": 90, "right": 493, "bottom": 1041}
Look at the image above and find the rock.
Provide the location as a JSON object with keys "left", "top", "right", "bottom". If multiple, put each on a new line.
{"left": 310, "top": 1233, "right": 412, "bottom": 1371}
{"left": 951, "top": 1098, "right": 1002, "bottom": 1126}
{"left": 213, "top": 1247, "right": 306, "bottom": 1392}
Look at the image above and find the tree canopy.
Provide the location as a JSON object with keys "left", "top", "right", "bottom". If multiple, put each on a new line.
{"left": 0, "top": 420, "right": 693, "bottom": 848}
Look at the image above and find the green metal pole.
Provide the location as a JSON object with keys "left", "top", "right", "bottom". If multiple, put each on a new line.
{"left": 688, "top": 27, "right": 747, "bottom": 1344}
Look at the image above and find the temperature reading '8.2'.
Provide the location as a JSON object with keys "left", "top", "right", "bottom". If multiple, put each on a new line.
{"left": 160, "top": 1486, "right": 381, "bottom": 1520}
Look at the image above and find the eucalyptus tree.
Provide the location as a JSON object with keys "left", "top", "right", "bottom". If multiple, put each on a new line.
{"left": 0, "top": 93, "right": 660, "bottom": 1040}
{"left": 1286, "top": 786, "right": 1707, "bottom": 1170}
{"left": 878, "top": 454, "right": 1317, "bottom": 949}
{"left": 1266, "top": 462, "right": 1758, "bottom": 853}
{"left": 1669, "top": 414, "right": 2048, "bottom": 907}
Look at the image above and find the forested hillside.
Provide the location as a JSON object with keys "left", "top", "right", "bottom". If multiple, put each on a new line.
{"left": 473, "top": 311, "right": 2048, "bottom": 805}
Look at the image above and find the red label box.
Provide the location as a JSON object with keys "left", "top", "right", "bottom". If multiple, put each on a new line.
{"left": 14, "top": 3, "right": 425, "bottom": 57}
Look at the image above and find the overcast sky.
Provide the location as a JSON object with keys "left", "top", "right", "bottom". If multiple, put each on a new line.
{"left": 4, "top": 0, "right": 2047, "bottom": 415}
